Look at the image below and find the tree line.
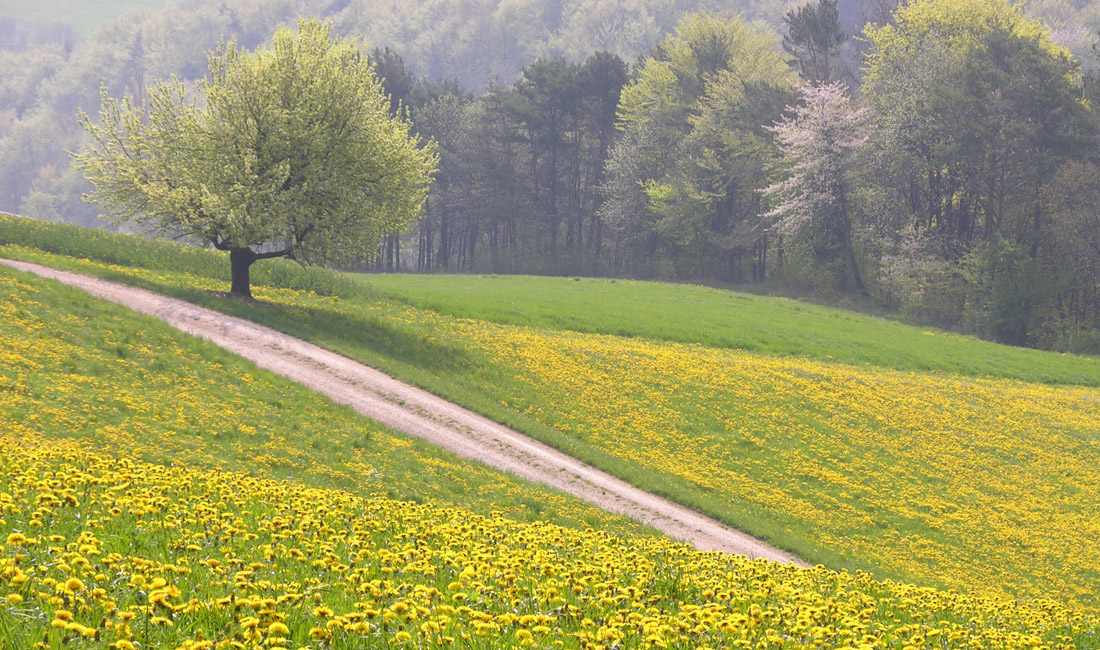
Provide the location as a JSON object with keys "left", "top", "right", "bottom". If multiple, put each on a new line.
{"left": 4, "top": 0, "right": 1100, "bottom": 351}
{"left": 382, "top": 0, "right": 1100, "bottom": 353}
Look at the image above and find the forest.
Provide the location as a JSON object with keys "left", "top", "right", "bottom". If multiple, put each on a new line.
{"left": 3, "top": 0, "right": 1100, "bottom": 351}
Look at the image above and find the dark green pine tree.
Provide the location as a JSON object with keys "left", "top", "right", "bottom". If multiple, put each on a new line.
{"left": 783, "top": 0, "right": 846, "bottom": 83}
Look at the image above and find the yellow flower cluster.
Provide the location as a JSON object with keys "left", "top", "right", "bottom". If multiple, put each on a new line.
{"left": 3, "top": 432, "right": 1098, "bottom": 650}
{"left": 456, "top": 322, "right": 1100, "bottom": 606}
{"left": 0, "top": 269, "right": 632, "bottom": 535}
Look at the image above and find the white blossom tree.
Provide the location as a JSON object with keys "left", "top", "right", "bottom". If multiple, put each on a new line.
{"left": 762, "top": 82, "right": 867, "bottom": 290}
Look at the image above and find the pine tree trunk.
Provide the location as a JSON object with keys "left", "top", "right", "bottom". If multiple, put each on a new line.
{"left": 229, "top": 248, "right": 255, "bottom": 299}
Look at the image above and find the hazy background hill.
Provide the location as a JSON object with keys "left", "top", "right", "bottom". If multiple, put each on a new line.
{"left": 5, "top": 0, "right": 1097, "bottom": 83}
{"left": 1, "top": 0, "right": 174, "bottom": 36}
{"left": 4, "top": 0, "right": 806, "bottom": 94}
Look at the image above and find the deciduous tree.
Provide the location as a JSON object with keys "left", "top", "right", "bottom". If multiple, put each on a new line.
{"left": 861, "top": 0, "right": 1092, "bottom": 339}
{"left": 74, "top": 19, "right": 436, "bottom": 298}
{"left": 602, "top": 12, "right": 790, "bottom": 280}
{"left": 763, "top": 82, "right": 867, "bottom": 291}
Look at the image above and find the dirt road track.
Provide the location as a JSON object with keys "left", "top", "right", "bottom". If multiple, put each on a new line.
{"left": 2, "top": 258, "right": 809, "bottom": 566}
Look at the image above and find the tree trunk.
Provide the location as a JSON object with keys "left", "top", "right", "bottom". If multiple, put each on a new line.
{"left": 229, "top": 248, "right": 256, "bottom": 299}
{"left": 837, "top": 189, "right": 866, "bottom": 295}
{"left": 1029, "top": 185, "right": 1042, "bottom": 260}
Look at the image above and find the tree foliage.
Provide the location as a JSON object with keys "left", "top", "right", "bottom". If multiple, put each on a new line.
{"left": 763, "top": 82, "right": 866, "bottom": 290}
{"left": 782, "top": 0, "right": 846, "bottom": 83}
{"left": 603, "top": 13, "right": 792, "bottom": 281}
{"left": 1038, "top": 161, "right": 1100, "bottom": 350}
{"left": 861, "top": 0, "right": 1094, "bottom": 342}
{"left": 73, "top": 19, "right": 437, "bottom": 298}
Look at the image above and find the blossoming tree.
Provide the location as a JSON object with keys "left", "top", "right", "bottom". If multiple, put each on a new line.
{"left": 762, "top": 82, "right": 867, "bottom": 291}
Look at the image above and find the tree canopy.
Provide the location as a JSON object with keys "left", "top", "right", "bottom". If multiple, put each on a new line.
{"left": 782, "top": 0, "right": 846, "bottom": 83}
{"left": 74, "top": 19, "right": 437, "bottom": 297}
{"left": 860, "top": 0, "right": 1093, "bottom": 343}
{"left": 602, "top": 13, "right": 792, "bottom": 281}
{"left": 763, "top": 82, "right": 867, "bottom": 290}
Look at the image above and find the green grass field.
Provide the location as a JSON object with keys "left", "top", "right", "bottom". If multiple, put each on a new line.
{"left": 3, "top": 247, "right": 1100, "bottom": 650}
{"left": 3, "top": 214, "right": 1100, "bottom": 609}
{"left": 5, "top": 212, "right": 1093, "bottom": 387}
{"left": 362, "top": 272, "right": 1100, "bottom": 386}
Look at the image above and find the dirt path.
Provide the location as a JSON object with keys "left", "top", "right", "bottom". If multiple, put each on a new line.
{"left": 2, "top": 258, "right": 809, "bottom": 566}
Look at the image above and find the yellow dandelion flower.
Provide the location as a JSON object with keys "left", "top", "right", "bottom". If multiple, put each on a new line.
{"left": 267, "top": 622, "right": 290, "bottom": 636}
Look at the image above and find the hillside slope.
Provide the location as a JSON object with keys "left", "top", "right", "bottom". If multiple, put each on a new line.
{"left": 2, "top": 257, "right": 804, "bottom": 564}
{"left": 0, "top": 264, "right": 646, "bottom": 535}
{"left": 362, "top": 273, "right": 1100, "bottom": 386}
{"left": 3, "top": 216, "right": 1100, "bottom": 608}
{"left": 6, "top": 430, "right": 1099, "bottom": 649}
{"left": 6, "top": 236, "right": 1099, "bottom": 649}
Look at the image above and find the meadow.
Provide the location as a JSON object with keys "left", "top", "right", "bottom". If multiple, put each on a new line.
{"left": 5, "top": 260, "right": 1099, "bottom": 649}
{"left": 4, "top": 213, "right": 1095, "bottom": 387}
{"left": 7, "top": 430, "right": 1100, "bottom": 650}
{"left": 0, "top": 265, "right": 646, "bottom": 535}
{"left": 361, "top": 273, "right": 1100, "bottom": 386}
{"left": 3, "top": 214, "right": 1100, "bottom": 609}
